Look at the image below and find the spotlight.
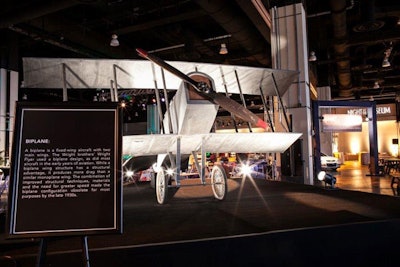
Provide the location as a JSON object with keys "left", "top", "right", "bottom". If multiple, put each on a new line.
{"left": 110, "top": 34, "right": 119, "bottom": 47}
{"left": 219, "top": 43, "right": 228, "bottom": 55}
{"left": 317, "top": 171, "right": 336, "bottom": 189}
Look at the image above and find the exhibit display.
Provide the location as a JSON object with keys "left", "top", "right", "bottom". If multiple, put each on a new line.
{"left": 7, "top": 102, "right": 122, "bottom": 238}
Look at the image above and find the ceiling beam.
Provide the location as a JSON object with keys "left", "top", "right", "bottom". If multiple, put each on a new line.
{"left": 0, "top": 0, "right": 80, "bottom": 28}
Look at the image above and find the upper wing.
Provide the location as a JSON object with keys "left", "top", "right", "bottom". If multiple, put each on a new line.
{"left": 123, "top": 132, "right": 302, "bottom": 157}
{"left": 22, "top": 58, "right": 298, "bottom": 97}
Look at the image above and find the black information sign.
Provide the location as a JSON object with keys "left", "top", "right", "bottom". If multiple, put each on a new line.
{"left": 7, "top": 102, "right": 122, "bottom": 238}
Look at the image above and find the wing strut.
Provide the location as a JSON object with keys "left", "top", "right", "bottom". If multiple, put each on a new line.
{"left": 234, "top": 69, "right": 252, "bottom": 132}
{"left": 151, "top": 63, "right": 165, "bottom": 133}
{"left": 161, "top": 68, "right": 174, "bottom": 134}
{"left": 219, "top": 66, "right": 238, "bottom": 132}
{"left": 259, "top": 86, "right": 275, "bottom": 132}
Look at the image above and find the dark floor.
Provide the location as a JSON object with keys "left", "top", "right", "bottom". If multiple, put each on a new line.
{"left": 0, "top": 161, "right": 400, "bottom": 266}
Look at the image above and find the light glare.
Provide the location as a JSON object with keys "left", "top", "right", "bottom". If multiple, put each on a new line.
{"left": 239, "top": 164, "right": 252, "bottom": 176}
{"left": 125, "top": 170, "right": 134, "bottom": 177}
{"left": 166, "top": 168, "right": 174, "bottom": 176}
{"left": 318, "top": 171, "right": 326, "bottom": 181}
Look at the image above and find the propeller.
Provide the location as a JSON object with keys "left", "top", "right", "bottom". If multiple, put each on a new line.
{"left": 136, "top": 48, "right": 268, "bottom": 130}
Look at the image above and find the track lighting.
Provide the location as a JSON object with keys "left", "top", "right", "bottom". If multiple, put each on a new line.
{"left": 110, "top": 34, "right": 119, "bottom": 47}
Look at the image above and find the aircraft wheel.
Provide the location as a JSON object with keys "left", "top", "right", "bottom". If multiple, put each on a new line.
{"left": 156, "top": 167, "right": 169, "bottom": 204}
{"left": 211, "top": 165, "right": 228, "bottom": 201}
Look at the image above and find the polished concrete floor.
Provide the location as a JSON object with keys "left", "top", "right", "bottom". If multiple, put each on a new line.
{"left": 333, "top": 160, "right": 399, "bottom": 197}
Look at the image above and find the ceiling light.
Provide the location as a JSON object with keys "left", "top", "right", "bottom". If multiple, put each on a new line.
{"left": 219, "top": 43, "right": 228, "bottom": 55}
{"left": 308, "top": 51, "right": 317, "bottom": 61}
{"left": 382, "top": 45, "right": 392, "bottom": 67}
{"left": 110, "top": 34, "right": 119, "bottom": 47}
{"left": 382, "top": 57, "right": 390, "bottom": 68}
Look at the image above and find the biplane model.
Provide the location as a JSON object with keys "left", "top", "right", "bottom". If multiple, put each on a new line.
{"left": 22, "top": 51, "right": 302, "bottom": 204}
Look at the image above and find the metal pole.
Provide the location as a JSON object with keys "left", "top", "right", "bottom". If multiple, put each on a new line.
{"left": 35, "top": 238, "right": 48, "bottom": 267}
{"left": 220, "top": 66, "right": 238, "bottom": 132}
{"left": 176, "top": 136, "right": 181, "bottom": 186}
{"left": 368, "top": 103, "right": 379, "bottom": 175}
{"left": 271, "top": 73, "right": 291, "bottom": 132}
{"left": 161, "top": 69, "right": 173, "bottom": 134}
{"left": 234, "top": 70, "right": 252, "bottom": 132}
{"left": 110, "top": 80, "right": 115, "bottom": 102}
{"left": 81, "top": 236, "right": 91, "bottom": 267}
{"left": 62, "top": 63, "right": 68, "bottom": 101}
{"left": 112, "top": 65, "right": 119, "bottom": 102}
{"left": 200, "top": 137, "right": 206, "bottom": 184}
{"left": 259, "top": 87, "right": 274, "bottom": 132}
{"left": 151, "top": 63, "right": 165, "bottom": 133}
{"left": 312, "top": 101, "right": 322, "bottom": 176}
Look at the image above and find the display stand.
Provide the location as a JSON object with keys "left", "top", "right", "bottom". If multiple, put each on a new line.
{"left": 35, "top": 238, "right": 47, "bottom": 267}
{"left": 36, "top": 236, "right": 90, "bottom": 267}
{"left": 81, "top": 236, "right": 91, "bottom": 267}
{"left": 6, "top": 103, "right": 122, "bottom": 267}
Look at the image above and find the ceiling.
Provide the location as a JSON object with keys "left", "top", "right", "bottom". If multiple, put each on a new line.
{"left": 1, "top": 0, "right": 400, "bottom": 104}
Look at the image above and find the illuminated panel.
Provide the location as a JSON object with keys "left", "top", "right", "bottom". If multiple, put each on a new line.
{"left": 322, "top": 114, "right": 362, "bottom": 132}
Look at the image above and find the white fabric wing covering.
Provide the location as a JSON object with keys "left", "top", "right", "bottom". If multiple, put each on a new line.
{"left": 122, "top": 132, "right": 302, "bottom": 157}
{"left": 22, "top": 58, "right": 298, "bottom": 96}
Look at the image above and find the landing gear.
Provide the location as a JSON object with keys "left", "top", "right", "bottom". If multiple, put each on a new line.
{"left": 156, "top": 167, "right": 169, "bottom": 204}
{"left": 211, "top": 165, "right": 228, "bottom": 201}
